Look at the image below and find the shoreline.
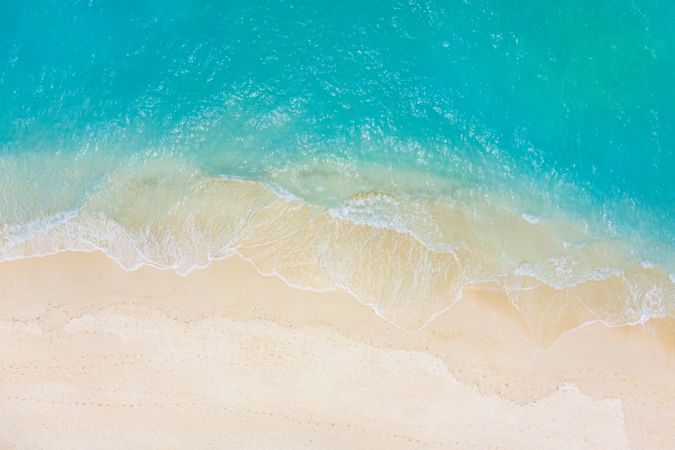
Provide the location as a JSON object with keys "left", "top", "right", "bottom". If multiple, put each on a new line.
{"left": 1, "top": 251, "right": 674, "bottom": 448}
{"left": 3, "top": 169, "right": 672, "bottom": 338}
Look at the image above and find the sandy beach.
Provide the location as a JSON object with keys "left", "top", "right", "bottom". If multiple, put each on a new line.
{"left": 4, "top": 1, "right": 674, "bottom": 448}
{"left": 0, "top": 251, "right": 673, "bottom": 449}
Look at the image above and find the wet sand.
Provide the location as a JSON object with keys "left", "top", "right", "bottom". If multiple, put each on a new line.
{"left": 0, "top": 252, "right": 673, "bottom": 449}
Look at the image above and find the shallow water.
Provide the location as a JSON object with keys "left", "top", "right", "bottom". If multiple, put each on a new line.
{"left": 1, "top": 1, "right": 674, "bottom": 337}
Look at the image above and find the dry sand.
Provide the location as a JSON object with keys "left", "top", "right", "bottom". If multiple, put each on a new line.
{"left": 0, "top": 252, "right": 674, "bottom": 449}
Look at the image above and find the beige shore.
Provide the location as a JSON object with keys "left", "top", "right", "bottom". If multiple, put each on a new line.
{"left": 0, "top": 252, "right": 674, "bottom": 449}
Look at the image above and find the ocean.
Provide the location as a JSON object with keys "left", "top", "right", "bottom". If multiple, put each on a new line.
{"left": 1, "top": 0, "right": 673, "bottom": 340}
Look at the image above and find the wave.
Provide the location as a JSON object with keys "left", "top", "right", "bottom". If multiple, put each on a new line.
{"left": 0, "top": 156, "right": 673, "bottom": 346}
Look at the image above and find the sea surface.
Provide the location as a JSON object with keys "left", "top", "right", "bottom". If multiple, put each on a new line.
{"left": 1, "top": 0, "right": 674, "bottom": 339}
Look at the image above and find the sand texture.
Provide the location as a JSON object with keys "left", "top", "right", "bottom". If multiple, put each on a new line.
{"left": 1, "top": 252, "right": 674, "bottom": 449}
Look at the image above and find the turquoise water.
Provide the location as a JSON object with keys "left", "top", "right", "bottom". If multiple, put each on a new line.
{"left": 1, "top": 1, "right": 674, "bottom": 334}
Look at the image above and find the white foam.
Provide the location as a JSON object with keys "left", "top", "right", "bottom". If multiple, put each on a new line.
{"left": 329, "top": 193, "right": 407, "bottom": 233}
{"left": 264, "top": 181, "right": 303, "bottom": 201}
{"left": 1, "top": 168, "right": 673, "bottom": 337}
{"left": 521, "top": 212, "right": 541, "bottom": 224}
{"left": 2, "top": 210, "right": 79, "bottom": 248}
{"left": 513, "top": 257, "right": 623, "bottom": 290}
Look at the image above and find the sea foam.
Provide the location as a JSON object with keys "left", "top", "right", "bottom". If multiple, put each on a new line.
{"left": 1, "top": 156, "right": 672, "bottom": 346}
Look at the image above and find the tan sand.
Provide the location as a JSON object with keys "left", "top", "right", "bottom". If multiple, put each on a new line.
{"left": 0, "top": 252, "right": 673, "bottom": 449}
